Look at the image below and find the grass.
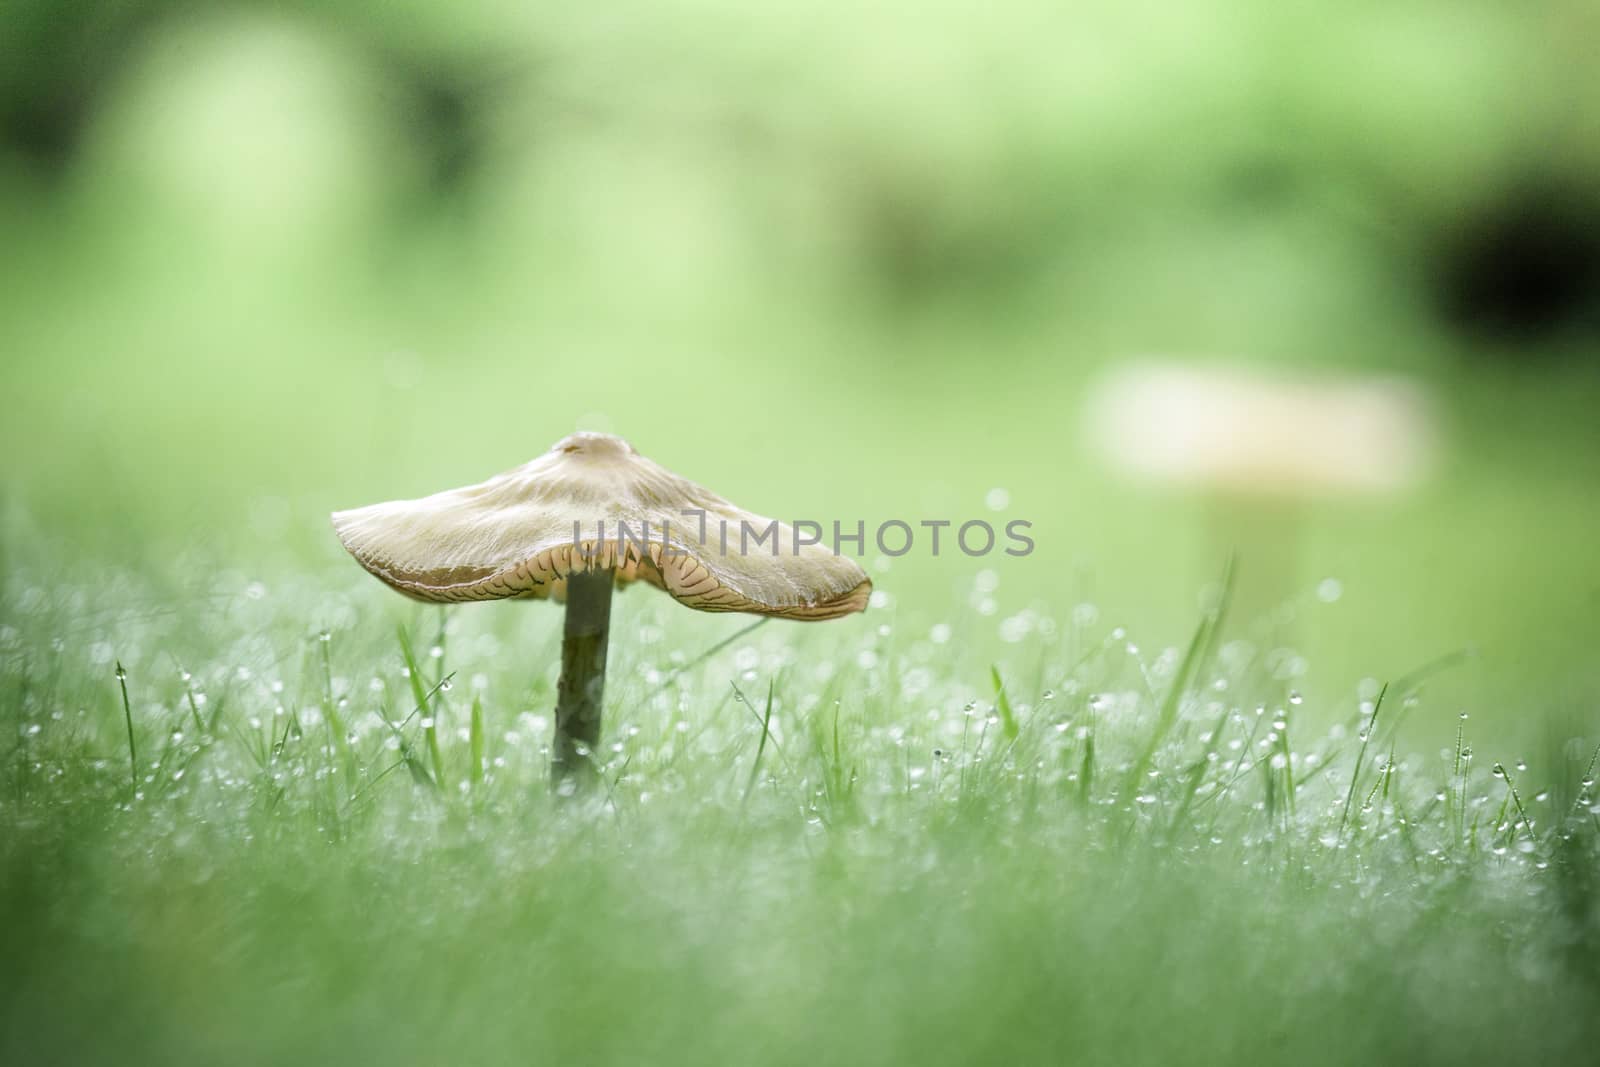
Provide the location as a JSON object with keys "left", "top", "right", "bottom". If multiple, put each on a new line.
{"left": 3, "top": 552, "right": 1598, "bottom": 1065}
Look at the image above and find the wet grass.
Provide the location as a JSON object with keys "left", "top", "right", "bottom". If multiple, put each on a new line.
{"left": 2, "top": 558, "right": 1598, "bottom": 1065}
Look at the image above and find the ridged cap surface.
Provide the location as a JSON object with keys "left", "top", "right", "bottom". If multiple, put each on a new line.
{"left": 333, "top": 433, "right": 871, "bottom": 620}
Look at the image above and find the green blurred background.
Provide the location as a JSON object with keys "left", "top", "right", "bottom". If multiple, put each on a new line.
{"left": 4, "top": 0, "right": 1599, "bottom": 744}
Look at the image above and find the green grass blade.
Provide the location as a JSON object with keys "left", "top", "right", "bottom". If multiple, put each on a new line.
{"left": 741, "top": 680, "right": 775, "bottom": 806}
{"left": 1126, "top": 555, "right": 1234, "bottom": 791}
{"left": 1338, "top": 682, "right": 1388, "bottom": 842}
{"left": 1079, "top": 710, "right": 1096, "bottom": 806}
{"left": 990, "top": 665, "right": 1019, "bottom": 741}
{"left": 397, "top": 624, "right": 447, "bottom": 790}
{"left": 469, "top": 693, "right": 485, "bottom": 789}
{"left": 115, "top": 661, "right": 136, "bottom": 791}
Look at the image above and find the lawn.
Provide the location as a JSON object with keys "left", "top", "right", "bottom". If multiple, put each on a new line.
{"left": 3, "top": 549, "right": 1598, "bottom": 1064}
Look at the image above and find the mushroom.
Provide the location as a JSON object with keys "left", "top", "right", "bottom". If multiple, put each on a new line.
{"left": 332, "top": 432, "right": 871, "bottom": 789}
{"left": 1084, "top": 363, "right": 1436, "bottom": 497}
{"left": 1084, "top": 363, "right": 1438, "bottom": 615}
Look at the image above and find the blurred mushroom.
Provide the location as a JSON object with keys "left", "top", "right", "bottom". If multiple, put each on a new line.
{"left": 1085, "top": 363, "right": 1438, "bottom": 615}
{"left": 333, "top": 432, "right": 871, "bottom": 790}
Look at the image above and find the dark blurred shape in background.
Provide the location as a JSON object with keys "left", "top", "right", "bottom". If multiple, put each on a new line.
{"left": 1434, "top": 178, "right": 1600, "bottom": 347}
{"left": 1, "top": 0, "right": 153, "bottom": 171}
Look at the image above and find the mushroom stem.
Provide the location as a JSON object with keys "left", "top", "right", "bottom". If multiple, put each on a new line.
{"left": 552, "top": 567, "right": 614, "bottom": 791}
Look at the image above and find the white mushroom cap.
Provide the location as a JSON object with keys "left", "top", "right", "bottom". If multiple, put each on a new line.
{"left": 1085, "top": 364, "right": 1437, "bottom": 496}
{"left": 332, "top": 432, "right": 871, "bottom": 620}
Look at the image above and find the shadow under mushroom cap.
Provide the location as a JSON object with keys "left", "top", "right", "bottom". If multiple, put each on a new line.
{"left": 331, "top": 432, "right": 872, "bottom": 621}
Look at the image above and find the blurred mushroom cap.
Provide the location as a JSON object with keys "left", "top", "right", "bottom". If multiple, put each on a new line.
{"left": 332, "top": 432, "right": 871, "bottom": 620}
{"left": 1085, "top": 364, "right": 1438, "bottom": 495}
